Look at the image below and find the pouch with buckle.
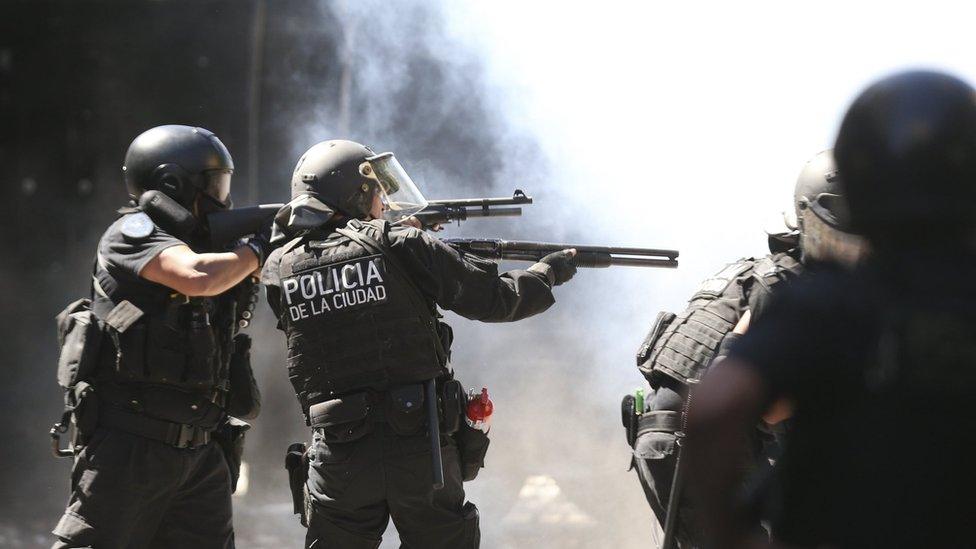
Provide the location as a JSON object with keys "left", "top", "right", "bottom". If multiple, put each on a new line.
{"left": 54, "top": 298, "right": 104, "bottom": 453}
{"left": 309, "top": 392, "right": 373, "bottom": 443}
{"left": 102, "top": 300, "right": 150, "bottom": 381}
{"left": 55, "top": 298, "right": 103, "bottom": 391}
{"left": 386, "top": 383, "right": 425, "bottom": 436}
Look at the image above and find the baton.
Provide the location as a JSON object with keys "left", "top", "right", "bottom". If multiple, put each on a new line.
{"left": 425, "top": 378, "right": 445, "bottom": 490}
{"left": 661, "top": 379, "right": 698, "bottom": 549}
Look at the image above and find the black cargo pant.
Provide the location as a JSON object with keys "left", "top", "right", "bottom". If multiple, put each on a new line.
{"left": 51, "top": 427, "right": 234, "bottom": 549}
{"left": 304, "top": 422, "right": 479, "bottom": 549}
{"left": 631, "top": 385, "right": 704, "bottom": 548}
{"left": 632, "top": 385, "right": 772, "bottom": 548}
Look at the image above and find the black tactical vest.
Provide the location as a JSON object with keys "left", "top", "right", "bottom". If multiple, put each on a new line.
{"left": 275, "top": 220, "right": 448, "bottom": 411}
{"left": 89, "top": 214, "right": 248, "bottom": 404}
{"left": 767, "top": 269, "right": 976, "bottom": 547}
{"left": 637, "top": 252, "right": 802, "bottom": 387}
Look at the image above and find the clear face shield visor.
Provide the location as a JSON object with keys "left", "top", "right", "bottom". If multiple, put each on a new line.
{"left": 199, "top": 169, "right": 233, "bottom": 209}
{"left": 360, "top": 153, "right": 428, "bottom": 223}
{"left": 800, "top": 208, "right": 868, "bottom": 267}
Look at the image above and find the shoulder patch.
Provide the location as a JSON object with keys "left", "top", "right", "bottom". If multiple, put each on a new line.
{"left": 120, "top": 213, "right": 155, "bottom": 239}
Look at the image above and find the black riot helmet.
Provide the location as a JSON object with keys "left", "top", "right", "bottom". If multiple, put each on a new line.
{"left": 834, "top": 70, "right": 976, "bottom": 246}
{"left": 290, "top": 139, "right": 428, "bottom": 222}
{"left": 793, "top": 149, "right": 866, "bottom": 265}
{"left": 794, "top": 149, "right": 849, "bottom": 231}
{"left": 123, "top": 125, "right": 234, "bottom": 214}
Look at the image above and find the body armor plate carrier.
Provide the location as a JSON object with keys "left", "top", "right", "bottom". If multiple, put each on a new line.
{"left": 637, "top": 252, "right": 802, "bottom": 387}
{"left": 275, "top": 220, "right": 448, "bottom": 412}
{"left": 92, "top": 267, "right": 240, "bottom": 397}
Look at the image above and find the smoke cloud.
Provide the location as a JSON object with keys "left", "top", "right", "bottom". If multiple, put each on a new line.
{"left": 275, "top": 1, "right": 668, "bottom": 546}
{"left": 7, "top": 1, "right": 976, "bottom": 547}
{"left": 275, "top": 2, "right": 976, "bottom": 547}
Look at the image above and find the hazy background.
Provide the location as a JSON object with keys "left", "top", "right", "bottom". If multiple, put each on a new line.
{"left": 2, "top": 1, "right": 974, "bottom": 547}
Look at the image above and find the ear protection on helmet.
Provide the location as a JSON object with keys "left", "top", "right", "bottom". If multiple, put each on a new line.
{"left": 150, "top": 163, "right": 196, "bottom": 207}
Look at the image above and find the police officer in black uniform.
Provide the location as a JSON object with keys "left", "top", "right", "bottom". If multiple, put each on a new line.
{"left": 52, "top": 125, "right": 266, "bottom": 548}
{"left": 626, "top": 150, "right": 863, "bottom": 547}
{"left": 261, "top": 139, "right": 577, "bottom": 548}
{"left": 688, "top": 70, "right": 976, "bottom": 548}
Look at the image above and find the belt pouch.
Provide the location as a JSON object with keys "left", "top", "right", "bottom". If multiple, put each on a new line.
{"left": 103, "top": 301, "right": 148, "bottom": 381}
{"left": 214, "top": 417, "right": 251, "bottom": 493}
{"left": 455, "top": 423, "right": 490, "bottom": 482}
{"left": 285, "top": 442, "right": 310, "bottom": 527}
{"left": 440, "top": 379, "right": 463, "bottom": 434}
{"left": 309, "top": 393, "right": 372, "bottom": 442}
{"left": 386, "top": 383, "right": 425, "bottom": 436}
{"left": 621, "top": 394, "right": 638, "bottom": 447}
{"left": 56, "top": 298, "right": 103, "bottom": 389}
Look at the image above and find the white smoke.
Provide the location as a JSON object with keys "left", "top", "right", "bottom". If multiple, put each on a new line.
{"left": 270, "top": 1, "right": 976, "bottom": 547}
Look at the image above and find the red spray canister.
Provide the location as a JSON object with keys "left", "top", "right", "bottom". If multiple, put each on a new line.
{"left": 465, "top": 387, "right": 493, "bottom": 432}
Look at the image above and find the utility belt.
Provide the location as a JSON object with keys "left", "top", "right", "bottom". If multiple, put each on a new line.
{"left": 307, "top": 380, "right": 464, "bottom": 441}
{"left": 84, "top": 378, "right": 228, "bottom": 450}
{"left": 97, "top": 401, "right": 250, "bottom": 492}
{"left": 98, "top": 406, "right": 216, "bottom": 449}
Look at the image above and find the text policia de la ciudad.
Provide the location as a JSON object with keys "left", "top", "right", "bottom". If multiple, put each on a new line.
{"left": 283, "top": 255, "right": 389, "bottom": 321}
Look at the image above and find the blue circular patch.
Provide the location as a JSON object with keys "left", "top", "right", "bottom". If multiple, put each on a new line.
{"left": 121, "top": 213, "right": 155, "bottom": 239}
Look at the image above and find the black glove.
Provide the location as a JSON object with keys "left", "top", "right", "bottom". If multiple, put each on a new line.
{"left": 537, "top": 249, "right": 577, "bottom": 286}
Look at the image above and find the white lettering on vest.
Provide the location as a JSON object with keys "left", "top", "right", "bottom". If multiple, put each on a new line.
{"left": 341, "top": 264, "right": 357, "bottom": 289}
{"left": 301, "top": 276, "right": 316, "bottom": 299}
{"left": 283, "top": 278, "right": 299, "bottom": 305}
{"left": 283, "top": 254, "right": 389, "bottom": 322}
{"left": 366, "top": 260, "right": 384, "bottom": 284}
